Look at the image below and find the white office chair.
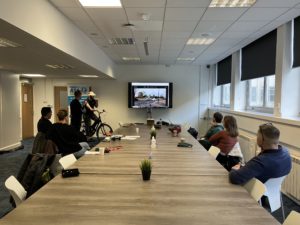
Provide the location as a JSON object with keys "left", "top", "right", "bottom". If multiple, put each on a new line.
{"left": 59, "top": 154, "right": 77, "bottom": 169}
{"left": 208, "top": 146, "right": 220, "bottom": 158}
{"left": 264, "top": 176, "right": 286, "bottom": 219}
{"left": 283, "top": 211, "right": 300, "bottom": 225}
{"left": 5, "top": 176, "right": 27, "bottom": 207}
{"left": 243, "top": 178, "right": 266, "bottom": 203}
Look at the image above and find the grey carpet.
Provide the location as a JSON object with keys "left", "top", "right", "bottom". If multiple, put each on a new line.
{"left": 0, "top": 139, "right": 299, "bottom": 223}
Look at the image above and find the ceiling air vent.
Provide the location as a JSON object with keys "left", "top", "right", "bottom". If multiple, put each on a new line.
{"left": 108, "top": 38, "right": 135, "bottom": 45}
{"left": 45, "top": 64, "right": 74, "bottom": 69}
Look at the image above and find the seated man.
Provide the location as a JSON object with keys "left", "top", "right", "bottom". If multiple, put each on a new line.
{"left": 37, "top": 107, "right": 52, "bottom": 134}
{"left": 32, "top": 107, "right": 53, "bottom": 153}
{"left": 229, "top": 123, "right": 291, "bottom": 185}
{"left": 199, "top": 112, "right": 224, "bottom": 150}
{"left": 47, "top": 109, "right": 90, "bottom": 158}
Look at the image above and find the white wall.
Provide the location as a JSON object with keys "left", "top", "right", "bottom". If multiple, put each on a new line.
{"left": 32, "top": 65, "right": 202, "bottom": 134}
{"left": 0, "top": 0, "right": 116, "bottom": 78}
{"left": 0, "top": 72, "right": 21, "bottom": 151}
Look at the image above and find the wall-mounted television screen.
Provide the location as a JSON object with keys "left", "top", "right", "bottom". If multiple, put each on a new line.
{"left": 128, "top": 82, "right": 173, "bottom": 108}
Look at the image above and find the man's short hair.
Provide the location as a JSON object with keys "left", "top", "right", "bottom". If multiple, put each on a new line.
{"left": 259, "top": 123, "right": 280, "bottom": 145}
{"left": 57, "top": 109, "right": 68, "bottom": 121}
{"left": 41, "top": 107, "right": 51, "bottom": 117}
{"left": 213, "top": 112, "right": 223, "bottom": 123}
{"left": 74, "top": 90, "right": 82, "bottom": 97}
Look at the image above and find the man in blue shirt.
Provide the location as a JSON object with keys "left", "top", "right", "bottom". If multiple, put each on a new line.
{"left": 229, "top": 123, "right": 291, "bottom": 185}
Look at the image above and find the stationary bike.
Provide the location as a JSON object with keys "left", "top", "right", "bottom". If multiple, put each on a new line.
{"left": 81, "top": 109, "right": 113, "bottom": 140}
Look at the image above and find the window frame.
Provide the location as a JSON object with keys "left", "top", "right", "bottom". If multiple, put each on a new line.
{"left": 246, "top": 76, "right": 274, "bottom": 114}
{"left": 213, "top": 83, "right": 231, "bottom": 108}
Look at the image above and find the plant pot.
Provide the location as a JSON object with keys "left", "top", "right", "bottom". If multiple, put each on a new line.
{"left": 142, "top": 171, "right": 151, "bottom": 181}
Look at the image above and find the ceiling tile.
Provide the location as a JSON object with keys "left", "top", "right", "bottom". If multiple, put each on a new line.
{"left": 86, "top": 8, "right": 127, "bottom": 21}
{"left": 95, "top": 20, "right": 133, "bottom": 36}
{"left": 275, "top": 8, "right": 300, "bottom": 21}
{"left": 195, "top": 21, "right": 233, "bottom": 33}
{"left": 162, "top": 31, "right": 191, "bottom": 38}
{"left": 58, "top": 7, "right": 90, "bottom": 21}
{"left": 165, "top": 8, "right": 206, "bottom": 21}
{"left": 182, "top": 45, "right": 208, "bottom": 54}
{"left": 202, "top": 8, "right": 247, "bottom": 21}
{"left": 133, "top": 31, "right": 162, "bottom": 39}
{"left": 126, "top": 7, "right": 164, "bottom": 21}
{"left": 253, "top": 0, "right": 300, "bottom": 7}
{"left": 191, "top": 31, "right": 222, "bottom": 39}
{"left": 240, "top": 8, "right": 289, "bottom": 21}
{"left": 220, "top": 31, "right": 252, "bottom": 39}
{"left": 73, "top": 20, "right": 104, "bottom": 37}
{"left": 129, "top": 21, "right": 163, "bottom": 31}
{"left": 122, "top": 0, "right": 166, "bottom": 7}
{"left": 159, "top": 50, "right": 181, "bottom": 57}
{"left": 227, "top": 21, "right": 269, "bottom": 32}
{"left": 50, "top": 0, "right": 80, "bottom": 8}
{"left": 163, "top": 21, "right": 198, "bottom": 32}
{"left": 167, "top": 0, "right": 211, "bottom": 7}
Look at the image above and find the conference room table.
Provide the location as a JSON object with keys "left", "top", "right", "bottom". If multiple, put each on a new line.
{"left": 0, "top": 125, "right": 280, "bottom": 225}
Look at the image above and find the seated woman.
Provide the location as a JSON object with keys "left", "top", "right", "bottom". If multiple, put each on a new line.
{"left": 208, "top": 115, "right": 243, "bottom": 171}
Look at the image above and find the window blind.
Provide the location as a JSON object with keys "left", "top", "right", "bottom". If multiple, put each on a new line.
{"left": 293, "top": 16, "right": 300, "bottom": 68}
{"left": 217, "top": 55, "right": 232, "bottom": 86}
{"left": 241, "top": 30, "right": 277, "bottom": 81}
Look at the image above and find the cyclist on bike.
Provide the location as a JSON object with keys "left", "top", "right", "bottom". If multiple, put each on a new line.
{"left": 83, "top": 91, "right": 99, "bottom": 135}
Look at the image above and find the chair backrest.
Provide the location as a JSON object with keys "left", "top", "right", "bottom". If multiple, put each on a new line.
{"left": 59, "top": 154, "right": 77, "bottom": 169}
{"left": 208, "top": 146, "right": 220, "bottom": 158}
{"left": 243, "top": 178, "right": 266, "bottom": 202}
{"left": 5, "top": 176, "right": 27, "bottom": 206}
{"left": 283, "top": 211, "right": 300, "bottom": 225}
{"left": 264, "top": 176, "right": 286, "bottom": 212}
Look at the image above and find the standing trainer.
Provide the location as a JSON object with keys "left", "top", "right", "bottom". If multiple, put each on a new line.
{"left": 70, "top": 90, "right": 83, "bottom": 132}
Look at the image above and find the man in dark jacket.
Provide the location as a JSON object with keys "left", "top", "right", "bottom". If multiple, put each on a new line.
{"left": 199, "top": 112, "right": 224, "bottom": 150}
{"left": 37, "top": 107, "right": 52, "bottom": 134}
{"left": 70, "top": 90, "right": 82, "bottom": 131}
{"left": 47, "top": 109, "right": 90, "bottom": 158}
{"left": 229, "top": 123, "right": 291, "bottom": 184}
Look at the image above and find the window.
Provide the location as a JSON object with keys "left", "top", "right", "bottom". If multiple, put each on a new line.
{"left": 247, "top": 75, "right": 275, "bottom": 111}
{"left": 213, "top": 83, "right": 231, "bottom": 107}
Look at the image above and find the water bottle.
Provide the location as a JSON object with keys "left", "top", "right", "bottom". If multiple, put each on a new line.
{"left": 151, "top": 136, "right": 156, "bottom": 149}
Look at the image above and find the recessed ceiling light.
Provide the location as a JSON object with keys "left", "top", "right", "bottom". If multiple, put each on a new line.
{"left": 79, "top": 0, "right": 122, "bottom": 7}
{"left": 177, "top": 57, "right": 195, "bottom": 61}
{"left": 22, "top": 74, "right": 46, "bottom": 78}
{"left": 122, "top": 57, "right": 141, "bottom": 61}
{"left": 45, "top": 64, "right": 74, "bottom": 69}
{"left": 187, "top": 38, "right": 215, "bottom": 45}
{"left": 79, "top": 75, "right": 99, "bottom": 78}
{"left": 209, "top": 0, "right": 256, "bottom": 7}
{"left": 0, "top": 38, "right": 22, "bottom": 47}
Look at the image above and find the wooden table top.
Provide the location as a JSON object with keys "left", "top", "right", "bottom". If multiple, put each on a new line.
{"left": 0, "top": 125, "right": 280, "bottom": 225}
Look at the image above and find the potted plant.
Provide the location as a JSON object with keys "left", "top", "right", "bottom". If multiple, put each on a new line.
{"left": 140, "top": 159, "right": 152, "bottom": 181}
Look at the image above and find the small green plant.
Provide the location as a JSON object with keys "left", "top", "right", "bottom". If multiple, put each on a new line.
{"left": 140, "top": 159, "right": 152, "bottom": 181}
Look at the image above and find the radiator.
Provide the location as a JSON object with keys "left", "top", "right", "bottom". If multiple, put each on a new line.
{"left": 282, "top": 157, "right": 300, "bottom": 202}
{"left": 239, "top": 131, "right": 257, "bottom": 163}
{"left": 239, "top": 131, "right": 300, "bottom": 201}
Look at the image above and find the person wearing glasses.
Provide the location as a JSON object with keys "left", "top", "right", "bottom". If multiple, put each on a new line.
{"left": 229, "top": 123, "right": 291, "bottom": 185}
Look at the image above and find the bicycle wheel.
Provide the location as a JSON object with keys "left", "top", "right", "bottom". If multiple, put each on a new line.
{"left": 96, "top": 123, "right": 113, "bottom": 139}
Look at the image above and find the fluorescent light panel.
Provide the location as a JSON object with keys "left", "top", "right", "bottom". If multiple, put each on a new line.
{"left": 79, "top": 0, "right": 122, "bottom": 7}
{"left": 79, "top": 75, "right": 99, "bottom": 78}
{"left": 122, "top": 57, "right": 140, "bottom": 61}
{"left": 177, "top": 57, "right": 195, "bottom": 61}
{"left": 0, "top": 38, "right": 22, "bottom": 47}
{"left": 187, "top": 38, "right": 215, "bottom": 45}
{"left": 209, "top": 0, "right": 256, "bottom": 7}
{"left": 22, "top": 74, "right": 46, "bottom": 77}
